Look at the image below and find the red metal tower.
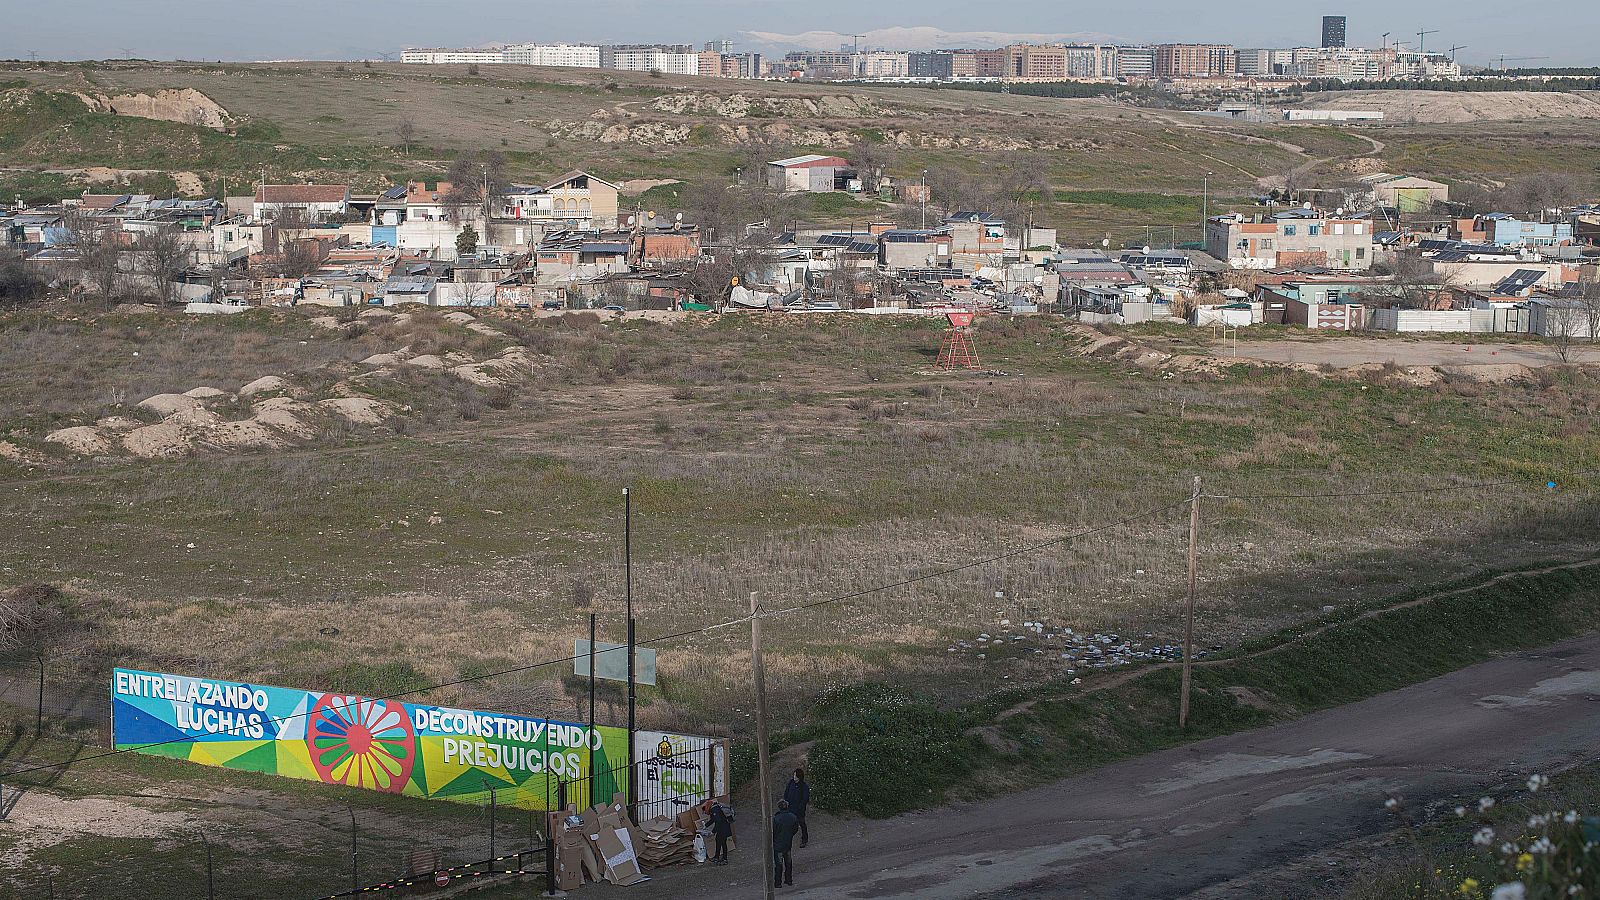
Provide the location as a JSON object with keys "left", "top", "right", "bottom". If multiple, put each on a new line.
{"left": 936, "top": 311, "right": 981, "bottom": 370}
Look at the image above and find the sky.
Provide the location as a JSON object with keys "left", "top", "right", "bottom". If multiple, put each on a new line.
{"left": 0, "top": 0, "right": 1593, "bottom": 67}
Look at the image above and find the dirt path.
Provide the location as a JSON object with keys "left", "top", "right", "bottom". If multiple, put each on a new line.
{"left": 1081, "top": 556, "right": 1600, "bottom": 697}
{"left": 1228, "top": 337, "right": 1584, "bottom": 368}
{"left": 610, "top": 631, "right": 1600, "bottom": 899}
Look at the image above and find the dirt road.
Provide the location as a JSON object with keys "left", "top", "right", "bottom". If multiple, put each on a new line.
{"left": 624, "top": 633, "right": 1600, "bottom": 899}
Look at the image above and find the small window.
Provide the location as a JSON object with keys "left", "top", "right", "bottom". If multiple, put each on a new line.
{"left": 1333, "top": 223, "right": 1345, "bottom": 235}
{"left": 1283, "top": 225, "right": 1297, "bottom": 236}
{"left": 1354, "top": 223, "right": 1365, "bottom": 234}
{"left": 1260, "top": 239, "right": 1273, "bottom": 250}
{"left": 1309, "top": 225, "right": 1323, "bottom": 236}
{"left": 1356, "top": 247, "right": 1366, "bottom": 259}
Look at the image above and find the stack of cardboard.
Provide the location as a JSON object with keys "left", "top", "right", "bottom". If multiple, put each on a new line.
{"left": 550, "top": 794, "right": 651, "bottom": 890}
{"left": 637, "top": 813, "right": 698, "bottom": 868}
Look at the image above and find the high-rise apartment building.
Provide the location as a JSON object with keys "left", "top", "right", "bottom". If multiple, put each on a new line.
{"left": 1115, "top": 46, "right": 1156, "bottom": 78}
{"left": 1154, "top": 44, "right": 1237, "bottom": 78}
{"left": 908, "top": 51, "right": 954, "bottom": 79}
{"left": 1322, "top": 15, "right": 1347, "bottom": 49}
{"left": 1064, "top": 45, "right": 1118, "bottom": 79}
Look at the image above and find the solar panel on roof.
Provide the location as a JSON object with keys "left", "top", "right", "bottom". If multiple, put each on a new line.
{"left": 1432, "top": 250, "right": 1469, "bottom": 262}
{"left": 1493, "top": 269, "right": 1545, "bottom": 294}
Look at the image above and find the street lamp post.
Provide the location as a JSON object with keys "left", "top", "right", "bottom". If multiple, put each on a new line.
{"left": 1201, "top": 172, "right": 1214, "bottom": 244}
{"left": 920, "top": 169, "right": 928, "bottom": 229}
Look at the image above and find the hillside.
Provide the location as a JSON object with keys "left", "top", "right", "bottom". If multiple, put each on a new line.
{"left": 4, "top": 61, "right": 1600, "bottom": 240}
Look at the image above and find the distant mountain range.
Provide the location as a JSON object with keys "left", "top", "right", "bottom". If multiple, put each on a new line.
{"left": 738, "top": 26, "right": 1121, "bottom": 54}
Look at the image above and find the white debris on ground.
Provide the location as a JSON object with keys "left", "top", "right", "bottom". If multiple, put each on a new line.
{"left": 948, "top": 619, "right": 1190, "bottom": 675}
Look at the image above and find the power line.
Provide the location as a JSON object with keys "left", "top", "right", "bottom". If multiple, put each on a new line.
{"left": 1, "top": 498, "right": 1189, "bottom": 781}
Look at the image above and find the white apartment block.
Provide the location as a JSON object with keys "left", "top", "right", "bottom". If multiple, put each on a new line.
{"left": 602, "top": 46, "right": 700, "bottom": 75}
{"left": 1065, "top": 45, "right": 1117, "bottom": 79}
{"left": 400, "top": 49, "right": 506, "bottom": 65}
{"left": 852, "top": 51, "right": 910, "bottom": 78}
{"left": 503, "top": 43, "right": 602, "bottom": 68}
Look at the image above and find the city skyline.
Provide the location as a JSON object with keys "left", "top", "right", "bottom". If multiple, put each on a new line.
{"left": 0, "top": 0, "right": 1595, "bottom": 66}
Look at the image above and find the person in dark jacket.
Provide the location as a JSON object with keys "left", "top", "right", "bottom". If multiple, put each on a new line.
{"left": 771, "top": 800, "right": 799, "bottom": 888}
{"left": 707, "top": 802, "right": 734, "bottom": 865}
{"left": 782, "top": 768, "right": 811, "bottom": 848}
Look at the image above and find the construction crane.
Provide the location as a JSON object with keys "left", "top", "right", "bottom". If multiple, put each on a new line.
{"left": 1447, "top": 44, "right": 1467, "bottom": 62}
{"left": 1380, "top": 32, "right": 1390, "bottom": 52}
{"left": 1497, "top": 54, "right": 1550, "bottom": 71}
{"left": 1415, "top": 29, "right": 1439, "bottom": 54}
{"left": 847, "top": 34, "right": 865, "bottom": 54}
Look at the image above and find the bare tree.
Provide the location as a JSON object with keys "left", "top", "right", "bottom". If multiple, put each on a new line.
{"left": 1577, "top": 278, "right": 1600, "bottom": 348}
{"left": 395, "top": 118, "right": 416, "bottom": 157}
{"left": 0, "top": 248, "right": 45, "bottom": 304}
{"left": 139, "top": 227, "right": 193, "bottom": 306}
{"left": 1359, "top": 254, "right": 1459, "bottom": 310}
{"left": 848, "top": 138, "right": 896, "bottom": 193}
{"left": 62, "top": 210, "right": 126, "bottom": 300}
{"left": 1545, "top": 301, "right": 1585, "bottom": 364}
{"left": 443, "top": 149, "right": 509, "bottom": 224}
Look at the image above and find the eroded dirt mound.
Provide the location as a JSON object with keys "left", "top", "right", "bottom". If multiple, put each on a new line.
{"left": 650, "top": 92, "right": 881, "bottom": 119}
{"left": 73, "top": 88, "right": 233, "bottom": 130}
{"left": 1298, "top": 90, "right": 1600, "bottom": 124}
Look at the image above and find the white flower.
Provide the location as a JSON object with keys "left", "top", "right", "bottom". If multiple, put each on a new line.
{"left": 1565, "top": 811, "right": 1580, "bottom": 824}
{"left": 1456, "top": 806, "right": 1467, "bottom": 817}
{"left": 1481, "top": 797, "right": 1497, "bottom": 812}
{"left": 1491, "top": 883, "right": 1527, "bottom": 900}
{"left": 1384, "top": 798, "right": 1399, "bottom": 811}
{"left": 1501, "top": 842, "right": 1519, "bottom": 856}
{"left": 1528, "top": 774, "right": 1549, "bottom": 793}
{"left": 1531, "top": 837, "right": 1556, "bottom": 855}
{"left": 1474, "top": 827, "right": 1497, "bottom": 847}
{"left": 1567, "top": 887, "right": 1582, "bottom": 896}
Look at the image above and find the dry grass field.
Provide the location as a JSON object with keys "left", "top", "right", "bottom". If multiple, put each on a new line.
{"left": 2, "top": 306, "right": 1596, "bottom": 727}
{"left": 2, "top": 305, "right": 1598, "bottom": 896}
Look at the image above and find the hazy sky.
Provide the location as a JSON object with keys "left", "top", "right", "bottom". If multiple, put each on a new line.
{"left": 0, "top": 0, "right": 1592, "bottom": 67}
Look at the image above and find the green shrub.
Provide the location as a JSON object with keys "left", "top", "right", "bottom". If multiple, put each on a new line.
{"left": 806, "top": 683, "right": 984, "bottom": 817}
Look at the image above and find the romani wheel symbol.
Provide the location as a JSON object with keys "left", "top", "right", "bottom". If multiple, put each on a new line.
{"left": 307, "top": 694, "right": 416, "bottom": 793}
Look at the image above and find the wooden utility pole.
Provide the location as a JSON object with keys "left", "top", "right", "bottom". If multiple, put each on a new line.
{"left": 750, "top": 591, "right": 775, "bottom": 900}
{"left": 1180, "top": 476, "right": 1202, "bottom": 729}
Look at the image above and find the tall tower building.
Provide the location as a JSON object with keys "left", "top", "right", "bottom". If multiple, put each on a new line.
{"left": 1322, "top": 15, "right": 1348, "bottom": 48}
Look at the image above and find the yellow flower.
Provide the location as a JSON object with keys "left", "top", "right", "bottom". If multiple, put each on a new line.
{"left": 1458, "top": 877, "right": 1481, "bottom": 896}
{"left": 1517, "top": 852, "right": 1534, "bottom": 872}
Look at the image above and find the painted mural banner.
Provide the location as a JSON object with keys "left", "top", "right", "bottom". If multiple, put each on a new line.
{"left": 632, "top": 730, "right": 728, "bottom": 822}
{"left": 111, "top": 668, "right": 629, "bottom": 811}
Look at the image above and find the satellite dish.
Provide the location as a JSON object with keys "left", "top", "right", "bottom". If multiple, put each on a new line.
{"left": 1142, "top": 245, "right": 1152, "bottom": 253}
{"left": 1336, "top": 207, "right": 1345, "bottom": 216}
{"left": 647, "top": 210, "right": 656, "bottom": 218}
{"left": 1303, "top": 201, "right": 1313, "bottom": 210}
{"left": 675, "top": 212, "right": 683, "bottom": 221}
{"left": 1101, "top": 238, "right": 1110, "bottom": 248}
{"left": 626, "top": 216, "right": 635, "bottom": 226}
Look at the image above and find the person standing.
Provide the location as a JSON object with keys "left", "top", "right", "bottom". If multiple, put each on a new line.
{"left": 707, "top": 801, "right": 734, "bottom": 865}
{"left": 771, "top": 800, "right": 798, "bottom": 888}
{"left": 783, "top": 768, "right": 811, "bottom": 848}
